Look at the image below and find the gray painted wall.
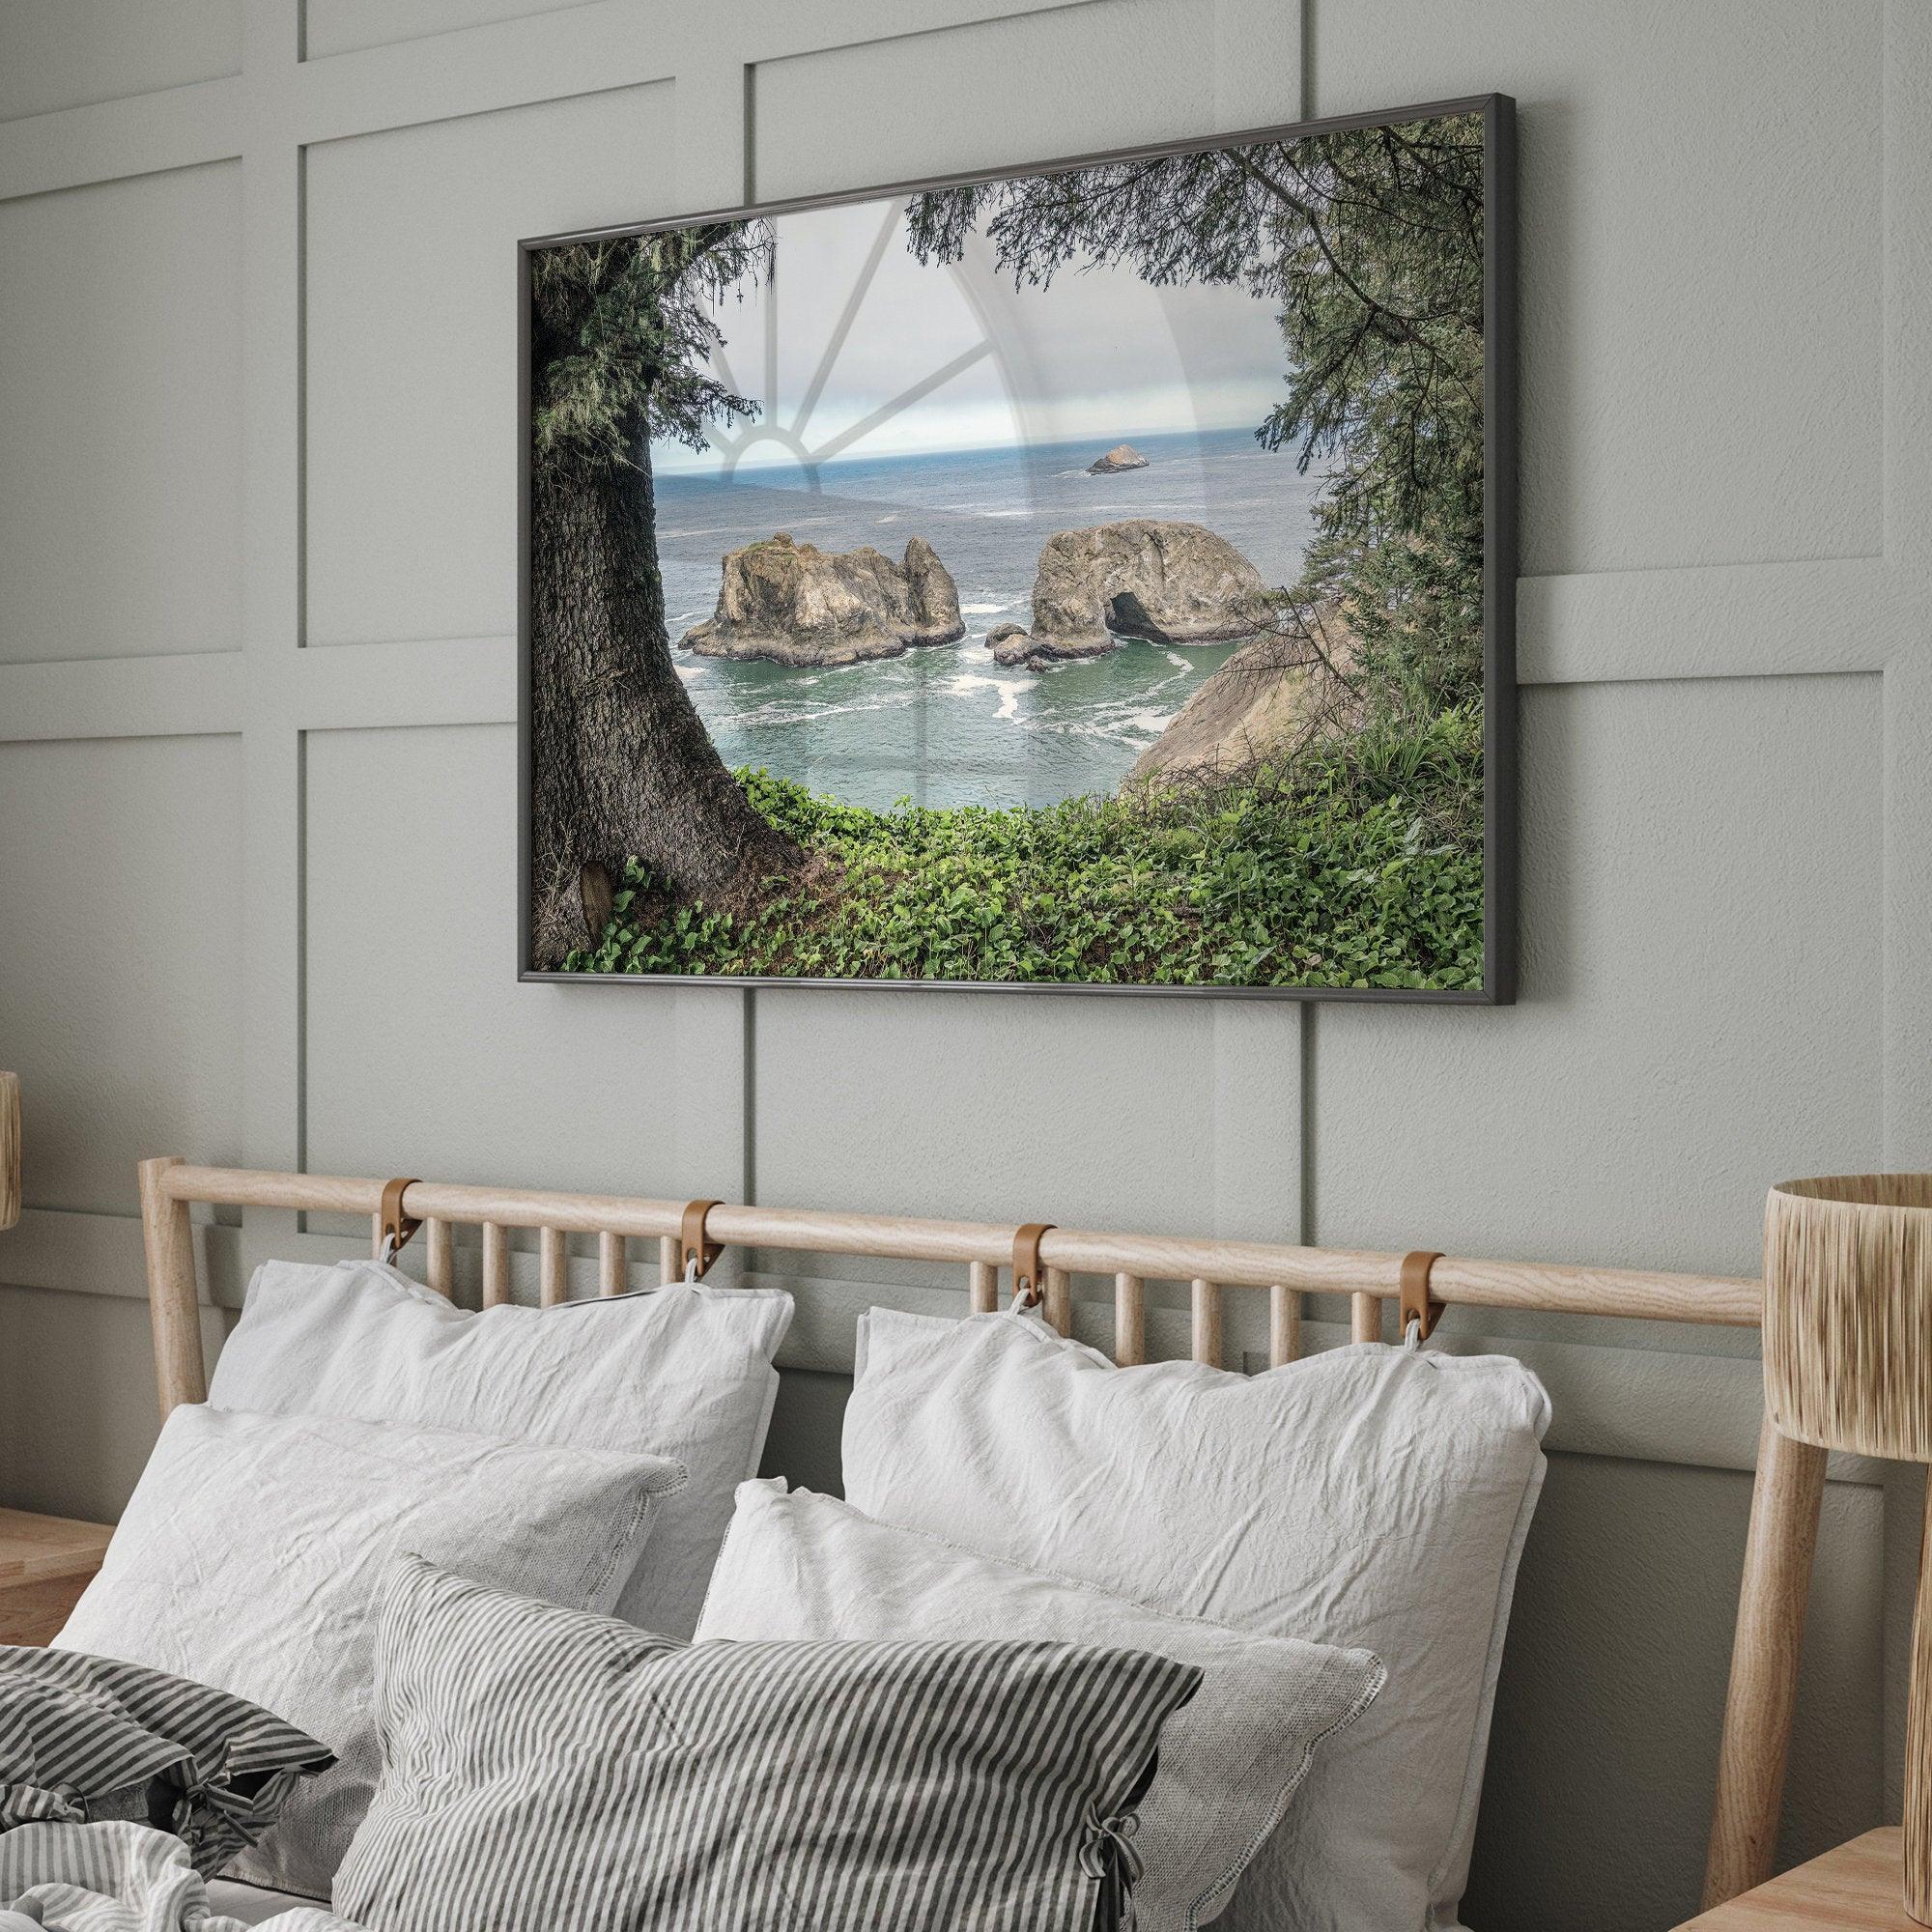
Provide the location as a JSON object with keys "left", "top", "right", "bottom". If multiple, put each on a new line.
{"left": 0, "top": 2, "right": 1926, "bottom": 1926}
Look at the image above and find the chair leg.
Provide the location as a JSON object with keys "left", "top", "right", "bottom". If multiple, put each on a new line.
{"left": 1702, "top": 1415, "right": 1828, "bottom": 1908}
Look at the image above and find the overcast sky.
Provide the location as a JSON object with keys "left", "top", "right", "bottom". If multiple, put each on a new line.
{"left": 651, "top": 193, "right": 1289, "bottom": 476}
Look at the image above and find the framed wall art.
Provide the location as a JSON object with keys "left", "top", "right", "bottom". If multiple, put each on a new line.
{"left": 519, "top": 95, "right": 1515, "bottom": 1000}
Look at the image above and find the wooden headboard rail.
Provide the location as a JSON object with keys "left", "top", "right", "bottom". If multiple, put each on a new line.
{"left": 133, "top": 1153, "right": 1811, "bottom": 1910}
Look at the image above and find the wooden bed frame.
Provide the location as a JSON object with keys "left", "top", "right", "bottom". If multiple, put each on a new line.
{"left": 137, "top": 1153, "right": 1824, "bottom": 1913}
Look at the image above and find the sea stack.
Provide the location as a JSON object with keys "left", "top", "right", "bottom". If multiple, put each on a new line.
{"left": 681, "top": 533, "right": 965, "bottom": 666}
{"left": 991, "top": 520, "right": 1270, "bottom": 664}
{"left": 1087, "top": 442, "right": 1150, "bottom": 474}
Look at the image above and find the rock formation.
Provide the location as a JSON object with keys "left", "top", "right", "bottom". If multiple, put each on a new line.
{"left": 681, "top": 532, "right": 965, "bottom": 665}
{"left": 982, "top": 617, "right": 1112, "bottom": 669}
{"left": 984, "top": 622, "right": 1034, "bottom": 668}
{"left": 1127, "top": 606, "right": 1360, "bottom": 787}
{"left": 1001, "top": 520, "right": 1269, "bottom": 662}
{"left": 1087, "top": 442, "right": 1150, "bottom": 474}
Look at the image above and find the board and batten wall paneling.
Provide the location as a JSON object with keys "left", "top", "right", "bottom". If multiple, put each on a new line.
{"left": 303, "top": 82, "right": 676, "bottom": 649}
{"left": 0, "top": 735, "right": 245, "bottom": 1217}
{"left": 302, "top": 0, "right": 593, "bottom": 63}
{"left": 0, "top": 2, "right": 1926, "bottom": 1926}
{"left": 1465, "top": 1455, "right": 1888, "bottom": 1931}
{"left": 750, "top": 0, "right": 1225, "bottom": 201}
{"left": 0, "top": 1285, "right": 187, "bottom": 1525}
{"left": 1313, "top": 0, "right": 1888, "bottom": 579}
{"left": 303, "top": 724, "right": 748, "bottom": 1208}
{"left": 1313, "top": 674, "right": 1887, "bottom": 1278}
{"left": 0, "top": 160, "right": 243, "bottom": 664}
{"left": 0, "top": 0, "right": 241, "bottom": 126}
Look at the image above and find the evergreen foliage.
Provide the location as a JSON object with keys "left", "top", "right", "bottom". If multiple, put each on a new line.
{"left": 906, "top": 115, "right": 1484, "bottom": 554}
{"left": 529, "top": 222, "right": 774, "bottom": 471}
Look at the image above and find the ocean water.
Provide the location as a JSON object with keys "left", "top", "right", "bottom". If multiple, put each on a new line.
{"left": 653, "top": 425, "right": 1325, "bottom": 811}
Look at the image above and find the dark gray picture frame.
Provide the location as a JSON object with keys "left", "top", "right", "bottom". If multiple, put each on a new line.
{"left": 518, "top": 93, "right": 1516, "bottom": 1003}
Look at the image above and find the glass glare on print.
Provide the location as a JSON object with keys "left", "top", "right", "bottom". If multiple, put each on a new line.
{"left": 522, "top": 99, "right": 1512, "bottom": 999}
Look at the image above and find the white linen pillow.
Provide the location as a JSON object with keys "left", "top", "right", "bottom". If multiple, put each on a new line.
{"left": 55, "top": 1405, "right": 683, "bottom": 1903}
{"left": 207, "top": 1256, "right": 792, "bottom": 1638}
{"left": 841, "top": 1308, "right": 1551, "bottom": 1932}
{"left": 696, "top": 1478, "right": 1385, "bottom": 1932}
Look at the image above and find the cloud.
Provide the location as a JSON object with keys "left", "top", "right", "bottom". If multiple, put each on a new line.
{"left": 654, "top": 195, "right": 1287, "bottom": 476}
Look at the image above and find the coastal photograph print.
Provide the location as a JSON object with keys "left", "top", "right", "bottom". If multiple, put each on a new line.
{"left": 521, "top": 98, "right": 1515, "bottom": 999}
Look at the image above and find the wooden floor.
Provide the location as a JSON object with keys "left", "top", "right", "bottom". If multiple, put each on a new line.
{"left": 1678, "top": 1831, "right": 1916, "bottom": 1930}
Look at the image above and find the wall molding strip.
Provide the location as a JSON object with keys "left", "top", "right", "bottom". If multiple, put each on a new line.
{"left": 1518, "top": 557, "right": 1904, "bottom": 687}
{"left": 0, "top": 653, "right": 245, "bottom": 744}
{"left": 0, "top": 76, "right": 242, "bottom": 204}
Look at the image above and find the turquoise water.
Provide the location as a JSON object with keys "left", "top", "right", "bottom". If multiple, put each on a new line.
{"left": 652, "top": 425, "right": 1324, "bottom": 811}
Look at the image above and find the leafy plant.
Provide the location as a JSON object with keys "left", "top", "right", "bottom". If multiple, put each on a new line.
{"left": 565, "top": 739, "right": 1484, "bottom": 992}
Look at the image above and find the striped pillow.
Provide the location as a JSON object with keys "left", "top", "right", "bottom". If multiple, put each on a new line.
{"left": 336, "top": 1555, "right": 1203, "bottom": 1932}
{"left": 0, "top": 1647, "right": 333, "bottom": 1877}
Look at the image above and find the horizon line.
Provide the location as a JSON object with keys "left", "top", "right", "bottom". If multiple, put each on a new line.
{"left": 653, "top": 419, "right": 1268, "bottom": 475}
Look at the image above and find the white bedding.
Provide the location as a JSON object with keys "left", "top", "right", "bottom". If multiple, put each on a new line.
{"left": 55, "top": 1406, "right": 678, "bottom": 1901}
{"left": 203, "top": 1878, "right": 332, "bottom": 1926}
{"left": 0, "top": 1824, "right": 361, "bottom": 1931}
{"left": 843, "top": 1308, "right": 1552, "bottom": 1932}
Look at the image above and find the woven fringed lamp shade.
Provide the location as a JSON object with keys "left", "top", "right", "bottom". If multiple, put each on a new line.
{"left": 1765, "top": 1175, "right": 1932, "bottom": 1458}
{"left": 1763, "top": 1175, "right": 1932, "bottom": 1921}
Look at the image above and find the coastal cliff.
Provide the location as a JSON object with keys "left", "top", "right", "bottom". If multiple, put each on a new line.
{"left": 1128, "top": 607, "right": 1359, "bottom": 785}
{"left": 682, "top": 533, "right": 965, "bottom": 665}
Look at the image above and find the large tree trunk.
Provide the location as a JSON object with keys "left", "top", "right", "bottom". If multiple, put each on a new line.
{"left": 530, "top": 441, "right": 799, "bottom": 968}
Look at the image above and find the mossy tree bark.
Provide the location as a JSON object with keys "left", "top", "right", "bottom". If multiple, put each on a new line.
{"left": 529, "top": 439, "right": 799, "bottom": 968}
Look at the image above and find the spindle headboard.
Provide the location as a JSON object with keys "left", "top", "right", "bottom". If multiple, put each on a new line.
{"left": 135, "top": 1153, "right": 1804, "bottom": 1912}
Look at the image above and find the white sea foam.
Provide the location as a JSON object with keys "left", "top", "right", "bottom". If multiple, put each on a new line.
{"left": 1029, "top": 694, "right": 1179, "bottom": 744}
{"left": 946, "top": 673, "right": 1034, "bottom": 721}
{"left": 724, "top": 690, "right": 909, "bottom": 731}
{"left": 959, "top": 602, "right": 1009, "bottom": 615}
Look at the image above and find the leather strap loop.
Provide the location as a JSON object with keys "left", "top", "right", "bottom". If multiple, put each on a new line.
{"left": 1011, "top": 1223, "right": 1055, "bottom": 1310}
{"left": 681, "top": 1199, "right": 724, "bottom": 1280}
{"left": 379, "top": 1178, "right": 422, "bottom": 1260}
{"left": 1400, "top": 1249, "right": 1444, "bottom": 1343}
